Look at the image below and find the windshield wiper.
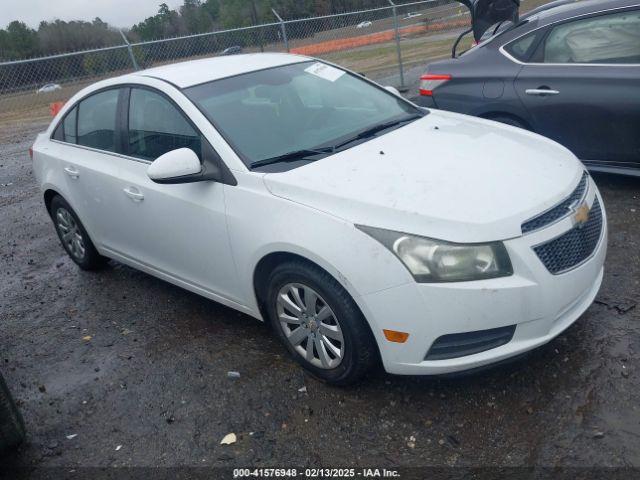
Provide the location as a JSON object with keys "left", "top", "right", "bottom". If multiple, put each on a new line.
{"left": 331, "top": 114, "right": 424, "bottom": 151}
{"left": 250, "top": 114, "right": 423, "bottom": 169}
{"left": 250, "top": 147, "right": 334, "bottom": 169}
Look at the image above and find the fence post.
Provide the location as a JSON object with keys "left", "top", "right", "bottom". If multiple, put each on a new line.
{"left": 119, "top": 30, "right": 139, "bottom": 71}
{"left": 272, "top": 8, "right": 290, "bottom": 52}
{"left": 388, "top": 0, "right": 407, "bottom": 92}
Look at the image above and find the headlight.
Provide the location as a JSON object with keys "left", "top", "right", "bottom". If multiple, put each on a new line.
{"left": 356, "top": 225, "right": 513, "bottom": 283}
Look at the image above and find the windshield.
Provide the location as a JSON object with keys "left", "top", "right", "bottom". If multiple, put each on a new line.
{"left": 184, "top": 61, "right": 422, "bottom": 170}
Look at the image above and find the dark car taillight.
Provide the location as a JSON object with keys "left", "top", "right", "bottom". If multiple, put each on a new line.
{"left": 419, "top": 74, "right": 451, "bottom": 96}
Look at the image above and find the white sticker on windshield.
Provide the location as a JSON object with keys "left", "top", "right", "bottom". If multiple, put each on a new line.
{"left": 305, "top": 62, "right": 345, "bottom": 82}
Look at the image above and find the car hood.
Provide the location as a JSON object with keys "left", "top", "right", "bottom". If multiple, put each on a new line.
{"left": 263, "top": 110, "right": 584, "bottom": 243}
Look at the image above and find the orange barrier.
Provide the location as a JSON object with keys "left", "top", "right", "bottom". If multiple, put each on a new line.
{"left": 291, "top": 19, "right": 469, "bottom": 56}
{"left": 49, "top": 101, "right": 66, "bottom": 117}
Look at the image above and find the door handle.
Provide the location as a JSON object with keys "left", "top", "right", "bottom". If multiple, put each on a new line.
{"left": 123, "top": 187, "right": 144, "bottom": 202}
{"left": 64, "top": 166, "right": 80, "bottom": 179}
{"left": 526, "top": 88, "right": 560, "bottom": 97}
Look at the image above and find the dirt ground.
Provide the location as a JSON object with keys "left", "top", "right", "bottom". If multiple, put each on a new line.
{"left": 0, "top": 115, "right": 639, "bottom": 477}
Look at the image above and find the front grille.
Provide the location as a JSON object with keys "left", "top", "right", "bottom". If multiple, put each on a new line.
{"left": 522, "top": 172, "right": 589, "bottom": 234}
{"left": 425, "top": 325, "right": 516, "bottom": 361}
{"left": 533, "top": 198, "right": 603, "bottom": 274}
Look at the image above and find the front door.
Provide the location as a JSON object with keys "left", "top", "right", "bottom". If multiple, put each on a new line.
{"left": 515, "top": 8, "right": 640, "bottom": 169}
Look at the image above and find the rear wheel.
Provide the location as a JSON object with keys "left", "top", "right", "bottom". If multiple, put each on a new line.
{"left": 50, "top": 195, "right": 108, "bottom": 270}
{"left": 265, "top": 260, "right": 378, "bottom": 385}
{"left": 0, "top": 373, "right": 25, "bottom": 451}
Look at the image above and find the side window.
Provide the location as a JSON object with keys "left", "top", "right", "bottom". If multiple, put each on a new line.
{"left": 505, "top": 32, "right": 537, "bottom": 62}
{"left": 543, "top": 10, "right": 640, "bottom": 64}
{"left": 52, "top": 106, "right": 78, "bottom": 143}
{"left": 63, "top": 107, "right": 78, "bottom": 144}
{"left": 77, "top": 89, "right": 119, "bottom": 152}
{"left": 128, "top": 88, "right": 201, "bottom": 161}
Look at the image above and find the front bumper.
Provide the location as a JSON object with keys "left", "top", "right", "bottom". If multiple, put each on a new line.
{"left": 359, "top": 185, "right": 607, "bottom": 375}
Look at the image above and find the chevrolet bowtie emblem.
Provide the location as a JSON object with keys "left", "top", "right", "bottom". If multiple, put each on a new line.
{"left": 574, "top": 203, "right": 591, "bottom": 226}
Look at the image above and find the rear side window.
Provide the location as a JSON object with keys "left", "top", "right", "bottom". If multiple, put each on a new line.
{"left": 62, "top": 107, "right": 77, "bottom": 144}
{"left": 128, "top": 88, "right": 201, "bottom": 161}
{"left": 543, "top": 10, "right": 640, "bottom": 64}
{"left": 505, "top": 32, "right": 537, "bottom": 61}
{"left": 77, "top": 89, "right": 120, "bottom": 151}
{"left": 52, "top": 106, "right": 78, "bottom": 143}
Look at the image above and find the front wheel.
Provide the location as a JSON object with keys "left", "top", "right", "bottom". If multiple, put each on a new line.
{"left": 266, "top": 261, "right": 378, "bottom": 385}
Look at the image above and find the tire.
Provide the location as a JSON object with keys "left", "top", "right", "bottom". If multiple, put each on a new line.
{"left": 0, "top": 373, "right": 25, "bottom": 451}
{"left": 265, "top": 260, "right": 378, "bottom": 385}
{"left": 50, "top": 195, "right": 108, "bottom": 270}
{"left": 486, "top": 115, "right": 529, "bottom": 130}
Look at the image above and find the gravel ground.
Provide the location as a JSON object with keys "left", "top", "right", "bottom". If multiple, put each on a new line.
{"left": 1, "top": 117, "right": 639, "bottom": 474}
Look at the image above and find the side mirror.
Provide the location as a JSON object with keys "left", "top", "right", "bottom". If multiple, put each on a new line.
{"left": 384, "top": 86, "right": 401, "bottom": 96}
{"left": 147, "top": 148, "right": 202, "bottom": 184}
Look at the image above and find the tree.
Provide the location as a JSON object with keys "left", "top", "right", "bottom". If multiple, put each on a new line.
{"left": 132, "top": 3, "right": 187, "bottom": 41}
{"left": 180, "top": 0, "right": 213, "bottom": 35}
{"left": 1, "top": 0, "right": 394, "bottom": 58}
{"left": 37, "top": 19, "right": 121, "bottom": 55}
{"left": 203, "top": 0, "right": 221, "bottom": 21}
{"left": 0, "top": 21, "right": 38, "bottom": 60}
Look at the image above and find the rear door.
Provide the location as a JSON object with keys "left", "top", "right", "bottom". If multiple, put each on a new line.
{"left": 49, "top": 88, "right": 124, "bottom": 241}
{"left": 513, "top": 8, "right": 640, "bottom": 169}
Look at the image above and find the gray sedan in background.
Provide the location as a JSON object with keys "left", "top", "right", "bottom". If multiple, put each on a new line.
{"left": 418, "top": 0, "right": 640, "bottom": 176}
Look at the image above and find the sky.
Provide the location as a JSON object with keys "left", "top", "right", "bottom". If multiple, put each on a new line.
{"left": 1, "top": 0, "right": 186, "bottom": 29}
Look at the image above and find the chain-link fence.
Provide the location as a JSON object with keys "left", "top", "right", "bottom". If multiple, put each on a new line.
{"left": 283, "top": 0, "right": 470, "bottom": 88}
{"left": 0, "top": 0, "right": 471, "bottom": 120}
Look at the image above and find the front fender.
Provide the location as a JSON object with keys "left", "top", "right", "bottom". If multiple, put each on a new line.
{"left": 223, "top": 178, "right": 413, "bottom": 321}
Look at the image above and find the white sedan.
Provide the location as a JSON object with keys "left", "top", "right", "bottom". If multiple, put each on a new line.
{"left": 356, "top": 21, "right": 372, "bottom": 29}
{"left": 37, "top": 83, "right": 62, "bottom": 94}
{"left": 31, "top": 53, "right": 607, "bottom": 384}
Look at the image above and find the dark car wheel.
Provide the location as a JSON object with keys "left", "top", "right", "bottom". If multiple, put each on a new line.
{"left": 266, "top": 260, "right": 378, "bottom": 386}
{"left": 0, "top": 373, "right": 25, "bottom": 451}
{"left": 50, "top": 195, "right": 108, "bottom": 270}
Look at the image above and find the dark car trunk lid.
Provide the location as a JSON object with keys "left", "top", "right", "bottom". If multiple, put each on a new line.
{"left": 458, "top": 0, "right": 521, "bottom": 41}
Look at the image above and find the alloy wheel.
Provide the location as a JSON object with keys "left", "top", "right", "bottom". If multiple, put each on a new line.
{"left": 276, "top": 283, "right": 344, "bottom": 369}
{"left": 56, "top": 207, "right": 86, "bottom": 260}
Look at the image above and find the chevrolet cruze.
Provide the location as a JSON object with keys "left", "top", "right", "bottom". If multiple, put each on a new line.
{"left": 32, "top": 53, "right": 607, "bottom": 384}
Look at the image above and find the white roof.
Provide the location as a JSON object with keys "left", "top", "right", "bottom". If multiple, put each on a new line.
{"left": 129, "top": 53, "right": 310, "bottom": 89}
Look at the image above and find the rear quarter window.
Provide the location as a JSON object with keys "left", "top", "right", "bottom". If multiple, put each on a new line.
{"left": 62, "top": 107, "right": 77, "bottom": 144}
{"left": 504, "top": 32, "right": 538, "bottom": 61}
{"left": 52, "top": 106, "right": 78, "bottom": 144}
